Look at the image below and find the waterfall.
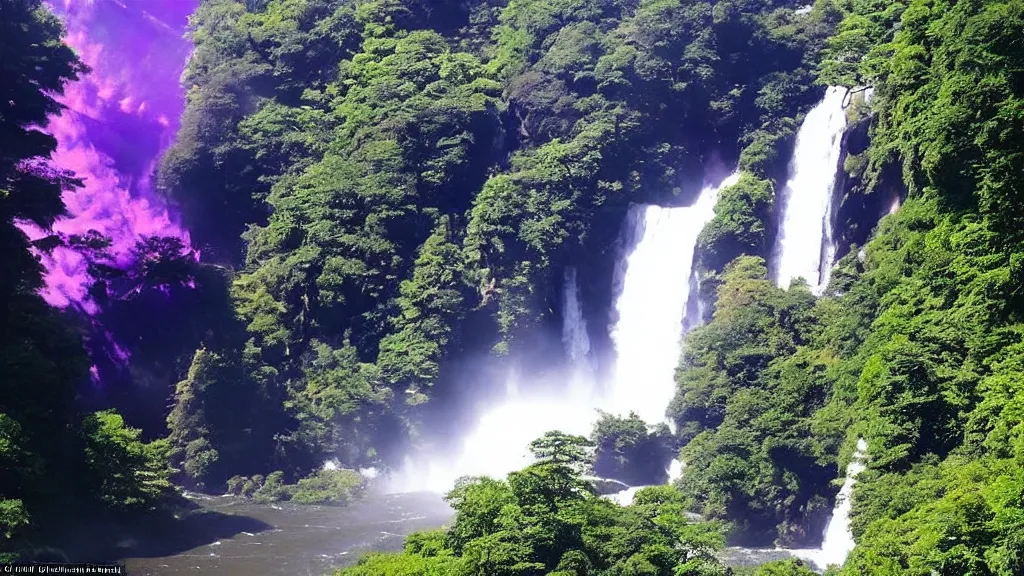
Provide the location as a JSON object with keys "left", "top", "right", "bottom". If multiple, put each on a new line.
{"left": 608, "top": 458, "right": 689, "bottom": 506}
{"left": 607, "top": 486, "right": 644, "bottom": 506}
{"left": 389, "top": 171, "right": 738, "bottom": 494}
{"left": 773, "top": 87, "right": 848, "bottom": 294}
{"left": 888, "top": 196, "right": 901, "bottom": 215}
{"left": 667, "top": 459, "right": 685, "bottom": 483}
{"left": 607, "top": 172, "right": 740, "bottom": 424}
{"left": 562, "top": 267, "right": 595, "bottom": 387}
{"left": 600, "top": 171, "right": 738, "bottom": 506}
{"left": 790, "top": 438, "right": 869, "bottom": 571}
{"left": 816, "top": 438, "right": 869, "bottom": 566}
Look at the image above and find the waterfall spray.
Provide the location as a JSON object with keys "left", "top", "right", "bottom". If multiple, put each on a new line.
{"left": 390, "top": 171, "right": 739, "bottom": 495}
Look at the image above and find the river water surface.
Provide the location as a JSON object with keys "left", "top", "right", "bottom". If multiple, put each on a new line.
{"left": 120, "top": 492, "right": 453, "bottom": 576}
{"left": 111, "top": 491, "right": 821, "bottom": 575}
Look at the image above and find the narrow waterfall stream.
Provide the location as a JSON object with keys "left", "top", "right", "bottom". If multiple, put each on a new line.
{"left": 773, "top": 87, "right": 848, "bottom": 293}
{"left": 722, "top": 440, "right": 869, "bottom": 572}
{"left": 789, "top": 439, "right": 869, "bottom": 570}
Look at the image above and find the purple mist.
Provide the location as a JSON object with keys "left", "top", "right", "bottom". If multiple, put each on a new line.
{"left": 19, "top": 0, "right": 200, "bottom": 313}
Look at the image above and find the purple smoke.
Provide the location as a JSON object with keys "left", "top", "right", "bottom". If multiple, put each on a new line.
{"left": 19, "top": 0, "right": 200, "bottom": 313}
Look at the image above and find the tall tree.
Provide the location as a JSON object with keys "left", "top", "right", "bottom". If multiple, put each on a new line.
{"left": 0, "top": 1, "right": 173, "bottom": 556}
{"left": 0, "top": 0, "right": 90, "bottom": 553}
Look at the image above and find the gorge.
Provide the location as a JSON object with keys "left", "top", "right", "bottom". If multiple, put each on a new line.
{"left": 3, "top": 0, "right": 1024, "bottom": 575}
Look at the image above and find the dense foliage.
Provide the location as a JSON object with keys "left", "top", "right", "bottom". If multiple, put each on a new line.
{"left": 666, "top": 0, "right": 1024, "bottom": 572}
{"left": 668, "top": 257, "right": 830, "bottom": 547}
{"left": 225, "top": 467, "right": 365, "bottom": 505}
{"left": 154, "top": 0, "right": 841, "bottom": 491}
{"left": 0, "top": 0, "right": 173, "bottom": 558}
{"left": 337, "top": 432, "right": 733, "bottom": 576}
{"left": 591, "top": 412, "right": 676, "bottom": 487}
{"left": 5, "top": 0, "right": 1024, "bottom": 571}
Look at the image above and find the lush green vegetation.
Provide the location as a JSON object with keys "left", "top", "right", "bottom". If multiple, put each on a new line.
{"left": 225, "top": 467, "right": 365, "bottom": 505}
{"left": 0, "top": 0, "right": 177, "bottom": 559}
{"left": 591, "top": 412, "right": 676, "bottom": 487}
{"left": 152, "top": 0, "right": 841, "bottom": 493}
{"left": 736, "top": 560, "right": 819, "bottom": 576}
{"left": 668, "top": 257, "right": 828, "bottom": 547}
{"left": 332, "top": 433, "right": 831, "bottom": 575}
{"left": 337, "top": 432, "right": 734, "bottom": 576}
{"left": 5, "top": 0, "right": 1024, "bottom": 571}
{"left": 666, "top": 0, "right": 1024, "bottom": 572}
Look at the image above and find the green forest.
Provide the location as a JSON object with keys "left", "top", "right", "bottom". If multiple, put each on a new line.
{"left": 2, "top": 0, "right": 1024, "bottom": 573}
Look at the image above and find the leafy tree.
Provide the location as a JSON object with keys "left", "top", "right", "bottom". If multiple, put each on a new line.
{"left": 0, "top": 0, "right": 176, "bottom": 556}
{"left": 377, "top": 217, "right": 471, "bottom": 403}
{"left": 697, "top": 174, "right": 775, "bottom": 273}
{"left": 591, "top": 412, "right": 674, "bottom": 486}
{"left": 341, "top": 435, "right": 729, "bottom": 576}
{"left": 528, "top": 430, "right": 593, "bottom": 467}
{"left": 167, "top": 349, "right": 226, "bottom": 487}
{"left": 79, "top": 411, "right": 174, "bottom": 511}
{"left": 750, "top": 559, "right": 818, "bottom": 576}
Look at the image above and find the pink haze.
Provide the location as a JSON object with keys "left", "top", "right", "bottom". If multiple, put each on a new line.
{"left": 19, "top": 0, "right": 199, "bottom": 312}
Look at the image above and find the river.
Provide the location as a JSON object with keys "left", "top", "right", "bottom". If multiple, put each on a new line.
{"left": 105, "top": 491, "right": 820, "bottom": 576}
{"left": 117, "top": 492, "right": 453, "bottom": 576}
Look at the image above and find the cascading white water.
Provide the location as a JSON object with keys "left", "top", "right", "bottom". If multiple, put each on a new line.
{"left": 592, "top": 172, "right": 738, "bottom": 507}
{"left": 389, "top": 171, "right": 739, "bottom": 495}
{"left": 563, "top": 267, "right": 594, "bottom": 385}
{"left": 816, "top": 439, "right": 869, "bottom": 565}
{"left": 607, "top": 486, "right": 644, "bottom": 506}
{"left": 790, "top": 438, "right": 869, "bottom": 571}
{"left": 606, "top": 457, "right": 689, "bottom": 506}
{"left": 888, "top": 196, "right": 901, "bottom": 215}
{"left": 773, "top": 87, "right": 848, "bottom": 294}
{"left": 667, "top": 459, "right": 685, "bottom": 483}
{"left": 608, "top": 172, "right": 740, "bottom": 424}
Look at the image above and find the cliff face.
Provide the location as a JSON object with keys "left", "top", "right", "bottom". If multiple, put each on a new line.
{"left": 829, "top": 91, "right": 903, "bottom": 266}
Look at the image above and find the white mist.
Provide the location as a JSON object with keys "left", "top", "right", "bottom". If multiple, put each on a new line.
{"left": 390, "top": 171, "right": 738, "bottom": 495}
{"left": 388, "top": 270, "right": 602, "bottom": 493}
{"left": 773, "top": 87, "right": 848, "bottom": 294}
